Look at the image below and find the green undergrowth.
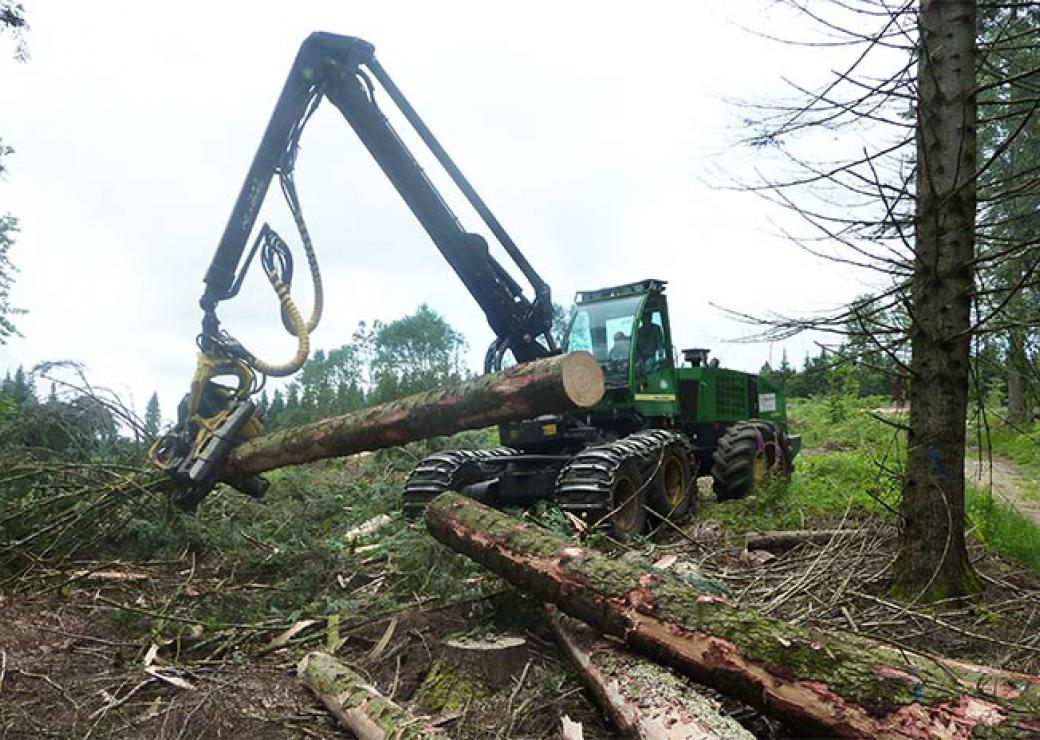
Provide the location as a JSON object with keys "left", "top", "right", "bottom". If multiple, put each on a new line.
{"left": 734, "top": 395, "right": 1040, "bottom": 576}
{"left": 787, "top": 394, "right": 906, "bottom": 453}
{"left": 89, "top": 429, "right": 501, "bottom": 633}
{"left": 699, "top": 451, "right": 898, "bottom": 532}
{"left": 966, "top": 484, "right": 1040, "bottom": 572}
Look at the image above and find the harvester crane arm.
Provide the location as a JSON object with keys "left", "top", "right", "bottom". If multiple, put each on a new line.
{"left": 200, "top": 32, "right": 555, "bottom": 371}
{"left": 155, "top": 32, "right": 556, "bottom": 510}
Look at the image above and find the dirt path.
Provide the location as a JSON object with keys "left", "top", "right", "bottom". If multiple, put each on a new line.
{"left": 966, "top": 454, "right": 1040, "bottom": 528}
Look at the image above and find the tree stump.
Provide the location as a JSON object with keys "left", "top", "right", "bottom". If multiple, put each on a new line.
{"left": 443, "top": 633, "right": 527, "bottom": 689}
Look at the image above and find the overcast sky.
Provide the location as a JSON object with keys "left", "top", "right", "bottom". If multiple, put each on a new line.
{"left": 0, "top": 1, "right": 871, "bottom": 421}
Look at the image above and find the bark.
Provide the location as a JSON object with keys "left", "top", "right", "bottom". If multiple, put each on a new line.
{"left": 427, "top": 493, "right": 1040, "bottom": 738}
{"left": 894, "top": 0, "right": 981, "bottom": 599}
{"left": 1006, "top": 330, "right": 1033, "bottom": 426}
{"left": 297, "top": 652, "right": 445, "bottom": 739}
{"left": 227, "top": 352, "right": 603, "bottom": 475}
{"left": 547, "top": 606, "right": 754, "bottom": 740}
{"left": 743, "top": 529, "right": 858, "bottom": 552}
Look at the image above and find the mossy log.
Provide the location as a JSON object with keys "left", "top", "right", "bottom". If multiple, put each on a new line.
{"left": 743, "top": 529, "right": 856, "bottom": 552}
{"left": 547, "top": 607, "right": 754, "bottom": 739}
{"left": 426, "top": 493, "right": 1040, "bottom": 738}
{"left": 228, "top": 352, "right": 603, "bottom": 475}
{"left": 297, "top": 652, "right": 446, "bottom": 739}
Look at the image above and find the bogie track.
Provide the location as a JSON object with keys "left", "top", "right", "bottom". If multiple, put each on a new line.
{"left": 555, "top": 430, "right": 694, "bottom": 532}
{"left": 404, "top": 431, "right": 697, "bottom": 538}
{"left": 402, "top": 447, "right": 518, "bottom": 517}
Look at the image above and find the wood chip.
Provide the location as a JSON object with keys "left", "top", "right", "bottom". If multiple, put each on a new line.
{"left": 367, "top": 617, "right": 397, "bottom": 662}
{"left": 263, "top": 618, "right": 319, "bottom": 652}
{"left": 560, "top": 715, "right": 585, "bottom": 740}
{"left": 144, "top": 666, "right": 195, "bottom": 691}
{"left": 653, "top": 554, "right": 679, "bottom": 570}
{"left": 345, "top": 514, "right": 392, "bottom": 543}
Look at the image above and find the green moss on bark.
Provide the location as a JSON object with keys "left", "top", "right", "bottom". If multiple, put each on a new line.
{"left": 427, "top": 493, "right": 1040, "bottom": 734}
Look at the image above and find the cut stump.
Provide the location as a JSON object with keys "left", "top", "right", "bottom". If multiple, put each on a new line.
{"left": 442, "top": 633, "right": 527, "bottom": 689}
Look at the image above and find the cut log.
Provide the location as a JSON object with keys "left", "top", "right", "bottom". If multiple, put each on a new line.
{"left": 547, "top": 606, "right": 754, "bottom": 740}
{"left": 297, "top": 652, "right": 445, "bottom": 739}
{"left": 744, "top": 529, "right": 858, "bottom": 552}
{"left": 228, "top": 352, "right": 604, "bottom": 475}
{"left": 426, "top": 493, "right": 1040, "bottom": 738}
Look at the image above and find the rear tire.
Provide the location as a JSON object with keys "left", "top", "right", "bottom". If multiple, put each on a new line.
{"left": 711, "top": 421, "right": 790, "bottom": 501}
{"left": 608, "top": 461, "right": 649, "bottom": 541}
{"left": 648, "top": 444, "right": 695, "bottom": 520}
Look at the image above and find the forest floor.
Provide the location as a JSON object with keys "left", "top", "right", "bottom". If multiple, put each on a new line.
{"left": 3, "top": 398, "right": 1040, "bottom": 738}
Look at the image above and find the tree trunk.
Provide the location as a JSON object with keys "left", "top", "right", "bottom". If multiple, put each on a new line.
{"left": 227, "top": 352, "right": 603, "bottom": 475}
{"left": 297, "top": 652, "right": 445, "bottom": 739}
{"left": 1006, "top": 330, "right": 1033, "bottom": 425}
{"left": 547, "top": 606, "right": 755, "bottom": 740}
{"left": 893, "top": 0, "right": 981, "bottom": 599}
{"left": 426, "top": 493, "right": 1040, "bottom": 738}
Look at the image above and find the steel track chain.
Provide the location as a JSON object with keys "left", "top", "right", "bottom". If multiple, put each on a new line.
{"left": 554, "top": 429, "right": 693, "bottom": 518}
{"left": 402, "top": 446, "right": 519, "bottom": 516}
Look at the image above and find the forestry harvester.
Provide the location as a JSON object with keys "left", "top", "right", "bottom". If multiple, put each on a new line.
{"left": 152, "top": 32, "right": 800, "bottom": 537}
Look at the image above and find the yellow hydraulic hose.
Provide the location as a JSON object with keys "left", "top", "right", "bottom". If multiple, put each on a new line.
{"left": 251, "top": 270, "right": 311, "bottom": 377}
{"left": 247, "top": 192, "right": 322, "bottom": 377}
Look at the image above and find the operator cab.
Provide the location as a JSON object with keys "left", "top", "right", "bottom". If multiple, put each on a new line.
{"left": 565, "top": 279, "right": 673, "bottom": 390}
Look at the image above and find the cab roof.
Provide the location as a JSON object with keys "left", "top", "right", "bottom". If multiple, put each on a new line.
{"left": 574, "top": 279, "right": 666, "bottom": 305}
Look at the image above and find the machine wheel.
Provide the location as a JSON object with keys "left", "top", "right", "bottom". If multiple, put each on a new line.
{"left": 711, "top": 421, "right": 790, "bottom": 501}
{"left": 607, "top": 460, "right": 649, "bottom": 541}
{"left": 648, "top": 444, "right": 695, "bottom": 520}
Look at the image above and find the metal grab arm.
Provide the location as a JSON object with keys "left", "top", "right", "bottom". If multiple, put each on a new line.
{"left": 199, "top": 31, "right": 555, "bottom": 370}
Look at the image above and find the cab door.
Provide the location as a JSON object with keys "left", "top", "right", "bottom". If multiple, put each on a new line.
{"left": 630, "top": 295, "right": 679, "bottom": 415}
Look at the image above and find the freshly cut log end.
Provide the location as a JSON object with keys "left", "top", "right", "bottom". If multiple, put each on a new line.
{"left": 548, "top": 608, "right": 754, "bottom": 740}
{"left": 298, "top": 652, "right": 446, "bottom": 740}
{"left": 559, "top": 351, "right": 606, "bottom": 409}
{"left": 227, "top": 352, "right": 605, "bottom": 476}
{"left": 425, "top": 492, "right": 1040, "bottom": 738}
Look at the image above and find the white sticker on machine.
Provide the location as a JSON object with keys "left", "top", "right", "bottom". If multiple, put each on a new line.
{"left": 758, "top": 393, "right": 777, "bottom": 412}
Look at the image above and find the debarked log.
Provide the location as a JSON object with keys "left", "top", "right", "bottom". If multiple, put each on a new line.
{"left": 227, "top": 352, "right": 604, "bottom": 475}
{"left": 298, "top": 652, "right": 446, "bottom": 739}
{"left": 546, "top": 606, "right": 754, "bottom": 739}
{"left": 426, "top": 493, "right": 1040, "bottom": 739}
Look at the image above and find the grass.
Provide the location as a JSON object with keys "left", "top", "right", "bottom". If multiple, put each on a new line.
{"left": 966, "top": 484, "right": 1040, "bottom": 572}
{"left": 779, "top": 395, "right": 1040, "bottom": 575}
{"left": 700, "top": 451, "right": 898, "bottom": 532}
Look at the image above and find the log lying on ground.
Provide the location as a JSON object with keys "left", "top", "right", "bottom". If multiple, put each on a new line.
{"left": 298, "top": 652, "right": 446, "bottom": 739}
{"left": 744, "top": 529, "right": 859, "bottom": 552}
{"left": 426, "top": 493, "right": 1040, "bottom": 738}
{"left": 228, "top": 352, "right": 604, "bottom": 475}
{"left": 546, "top": 606, "right": 754, "bottom": 740}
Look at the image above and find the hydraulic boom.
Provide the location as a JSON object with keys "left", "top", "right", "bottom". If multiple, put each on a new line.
{"left": 153, "top": 32, "right": 556, "bottom": 509}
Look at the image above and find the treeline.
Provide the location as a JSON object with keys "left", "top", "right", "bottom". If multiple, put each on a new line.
{"left": 256, "top": 304, "right": 467, "bottom": 429}
{"left": 0, "top": 365, "right": 156, "bottom": 461}
{"left": 759, "top": 297, "right": 1012, "bottom": 406}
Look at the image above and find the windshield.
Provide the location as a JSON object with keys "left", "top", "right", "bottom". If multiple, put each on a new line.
{"left": 565, "top": 295, "right": 643, "bottom": 386}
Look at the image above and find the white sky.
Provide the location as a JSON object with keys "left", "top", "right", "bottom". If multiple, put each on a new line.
{"left": 0, "top": 1, "right": 871, "bottom": 421}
